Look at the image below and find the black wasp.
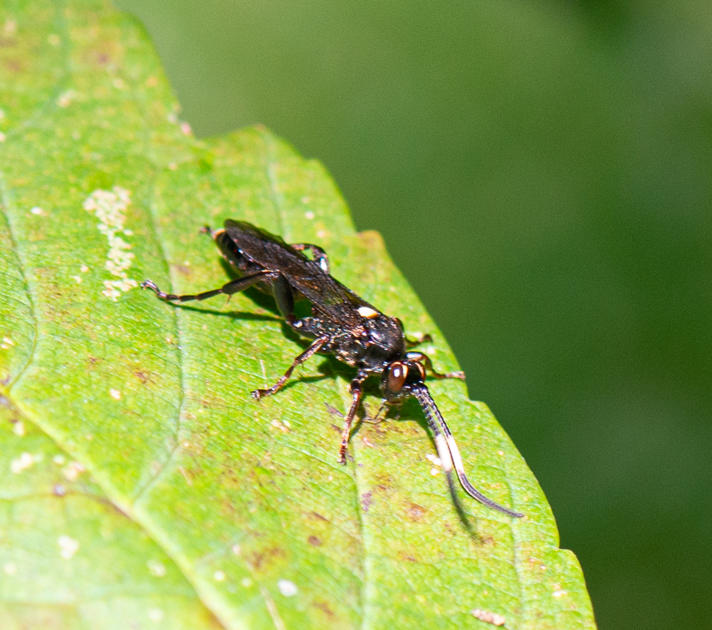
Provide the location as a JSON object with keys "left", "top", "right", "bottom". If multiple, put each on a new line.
{"left": 142, "top": 220, "right": 522, "bottom": 517}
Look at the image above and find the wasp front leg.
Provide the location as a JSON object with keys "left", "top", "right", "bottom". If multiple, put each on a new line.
{"left": 406, "top": 351, "right": 465, "bottom": 381}
{"left": 338, "top": 374, "right": 367, "bottom": 463}
{"left": 404, "top": 332, "right": 433, "bottom": 348}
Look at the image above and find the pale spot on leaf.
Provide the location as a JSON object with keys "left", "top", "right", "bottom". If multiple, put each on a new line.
{"left": 58, "top": 535, "right": 79, "bottom": 559}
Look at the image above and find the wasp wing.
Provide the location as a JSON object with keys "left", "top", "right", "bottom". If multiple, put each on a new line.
{"left": 224, "top": 220, "right": 379, "bottom": 328}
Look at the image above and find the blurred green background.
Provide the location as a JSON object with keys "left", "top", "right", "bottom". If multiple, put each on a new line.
{"left": 116, "top": 1, "right": 711, "bottom": 628}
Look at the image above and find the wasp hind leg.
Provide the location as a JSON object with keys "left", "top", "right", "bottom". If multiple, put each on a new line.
{"left": 141, "top": 270, "right": 279, "bottom": 303}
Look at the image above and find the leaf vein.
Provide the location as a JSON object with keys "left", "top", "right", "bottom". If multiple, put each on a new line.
{"left": 0, "top": 173, "right": 40, "bottom": 393}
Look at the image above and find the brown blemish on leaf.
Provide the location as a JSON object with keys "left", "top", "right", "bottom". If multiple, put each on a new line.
{"left": 324, "top": 404, "right": 343, "bottom": 418}
{"left": 372, "top": 472, "right": 395, "bottom": 493}
{"left": 2, "top": 58, "right": 24, "bottom": 73}
{"left": 247, "top": 546, "right": 286, "bottom": 571}
{"left": 87, "top": 49, "right": 112, "bottom": 66}
{"left": 178, "top": 466, "right": 193, "bottom": 486}
{"left": 307, "top": 535, "right": 322, "bottom": 546}
{"left": 134, "top": 370, "right": 152, "bottom": 384}
{"left": 173, "top": 263, "right": 192, "bottom": 276}
{"left": 308, "top": 511, "right": 328, "bottom": 522}
{"left": 0, "top": 33, "right": 17, "bottom": 47}
{"left": 219, "top": 496, "right": 238, "bottom": 519}
{"left": 356, "top": 230, "right": 387, "bottom": 253}
{"left": 313, "top": 600, "right": 335, "bottom": 619}
{"left": 406, "top": 502, "right": 427, "bottom": 522}
{"left": 176, "top": 465, "right": 199, "bottom": 484}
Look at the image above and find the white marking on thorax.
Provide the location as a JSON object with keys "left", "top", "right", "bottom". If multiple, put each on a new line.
{"left": 357, "top": 306, "right": 379, "bottom": 319}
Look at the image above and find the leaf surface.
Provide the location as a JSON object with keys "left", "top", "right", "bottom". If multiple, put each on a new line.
{"left": 0, "top": 1, "right": 595, "bottom": 628}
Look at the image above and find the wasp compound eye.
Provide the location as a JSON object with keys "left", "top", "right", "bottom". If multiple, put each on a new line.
{"left": 386, "top": 361, "right": 408, "bottom": 394}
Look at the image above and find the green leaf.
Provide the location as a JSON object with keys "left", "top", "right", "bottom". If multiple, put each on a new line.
{"left": 0, "top": 1, "right": 595, "bottom": 628}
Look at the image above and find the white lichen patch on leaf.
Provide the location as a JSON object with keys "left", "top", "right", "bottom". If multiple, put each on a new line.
{"left": 277, "top": 579, "right": 298, "bottom": 597}
{"left": 471, "top": 609, "right": 506, "bottom": 626}
{"left": 271, "top": 418, "right": 291, "bottom": 433}
{"left": 58, "top": 535, "right": 80, "bottom": 559}
{"left": 83, "top": 187, "right": 138, "bottom": 300}
{"left": 56, "top": 89, "right": 77, "bottom": 108}
{"left": 62, "top": 460, "right": 86, "bottom": 481}
{"left": 3, "top": 19, "right": 17, "bottom": 36}
{"left": 426, "top": 452, "right": 442, "bottom": 476}
{"left": 147, "top": 559, "right": 166, "bottom": 577}
{"left": 425, "top": 453, "right": 441, "bottom": 467}
{"left": 10, "top": 452, "right": 39, "bottom": 474}
{"left": 148, "top": 608, "right": 164, "bottom": 623}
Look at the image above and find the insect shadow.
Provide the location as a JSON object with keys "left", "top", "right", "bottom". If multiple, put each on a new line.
{"left": 157, "top": 258, "right": 350, "bottom": 386}
{"left": 158, "top": 285, "right": 484, "bottom": 534}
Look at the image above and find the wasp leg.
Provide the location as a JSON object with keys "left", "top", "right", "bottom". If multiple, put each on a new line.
{"left": 141, "top": 270, "right": 279, "bottom": 303}
{"left": 271, "top": 275, "right": 296, "bottom": 324}
{"left": 251, "top": 335, "right": 330, "bottom": 400}
{"left": 200, "top": 224, "right": 216, "bottom": 237}
{"left": 405, "top": 332, "right": 433, "bottom": 348}
{"left": 338, "top": 376, "right": 366, "bottom": 463}
{"left": 406, "top": 351, "right": 465, "bottom": 380}
{"left": 291, "top": 242, "right": 329, "bottom": 273}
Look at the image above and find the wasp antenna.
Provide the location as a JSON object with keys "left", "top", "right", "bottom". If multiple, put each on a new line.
{"left": 411, "top": 385, "right": 523, "bottom": 518}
